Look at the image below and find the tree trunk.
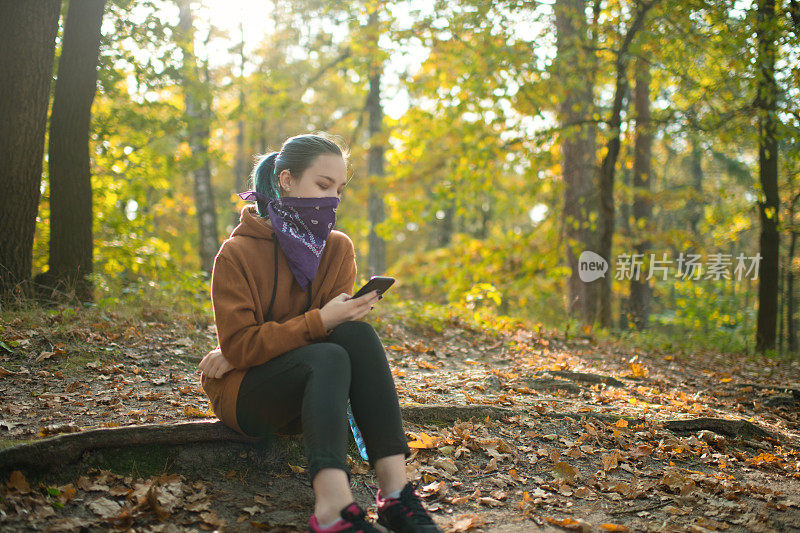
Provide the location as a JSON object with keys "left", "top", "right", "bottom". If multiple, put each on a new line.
{"left": 687, "top": 133, "right": 703, "bottom": 237}
{"left": 233, "top": 20, "right": 247, "bottom": 229}
{"left": 438, "top": 201, "right": 455, "bottom": 248}
{"left": 788, "top": 228, "right": 797, "bottom": 353}
{"left": 41, "top": 0, "right": 106, "bottom": 304}
{"left": 366, "top": 8, "right": 386, "bottom": 277}
{"left": 478, "top": 194, "right": 491, "bottom": 240}
{"left": 629, "top": 57, "right": 653, "bottom": 330}
{"left": 779, "top": 258, "right": 784, "bottom": 354}
{"left": 554, "top": 0, "right": 600, "bottom": 328}
{"left": 618, "top": 163, "right": 631, "bottom": 331}
{"left": 596, "top": 1, "right": 654, "bottom": 329}
{"left": 176, "top": 0, "right": 219, "bottom": 276}
{"left": 755, "top": 0, "right": 780, "bottom": 352}
{"left": 0, "top": 1, "right": 62, "bottom": 301}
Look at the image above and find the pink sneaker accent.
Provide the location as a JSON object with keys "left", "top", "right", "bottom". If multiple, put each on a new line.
{"left": 308, "top": 502, "right": 374, "bottom": 533}
{"left": 376, "top": 482, "right": 442, "bottom": 532}
{"left": 308, "top": 503, "right": 361, "bottom": 532}
{"left": 377, "top": 490, "right": 415, "bottom": 518}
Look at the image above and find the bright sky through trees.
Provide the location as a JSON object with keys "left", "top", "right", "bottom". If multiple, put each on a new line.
{"left": 120, "top": 0, "right": 552, "bottom": 120}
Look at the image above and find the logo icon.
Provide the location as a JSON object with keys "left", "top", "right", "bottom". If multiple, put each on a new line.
{"left": 579, "top": 250, "right": 608, "bottom": 282}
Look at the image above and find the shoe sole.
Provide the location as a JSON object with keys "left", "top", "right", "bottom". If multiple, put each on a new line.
{"left": 377, "top": 515, "right": 440, "bottom": 533}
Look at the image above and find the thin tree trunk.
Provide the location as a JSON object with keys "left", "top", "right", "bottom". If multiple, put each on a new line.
{"left": 438, "top": 202, "right": 455, "bottom": 248}
{"left": 478, "top": 194, "right": 491, "bottom": 239}
{"left": 755, "top": 0, "right": 780, "bottom": 352}
{"left": 618, "top": 164, "right": 631, "bottom": 331}
{"left": 786, "top": 193, "right": 800, "bottom": 353}
{"left": 779, "top": 259, "right": 784, "bottom": 354}
{"left": 629, "top": 57, "right": 652, "bottom": 330}
{"left": 366, "top": 8, "right": 386, "bottom": 277}
{"left": 788, "top": 228, "right": 797, "bottom": 353}
{"left": 0, "top": 1, "right": 62, "bottom": 301}
{"left": 42, "top": 0, "right": 106, "bottom": 303}
{"left": 596, "top": 0, "right": 655, "bottom": 329}
{"left": 687, "top": 132, "right": 703, "bottom": 237}
{"left": 176, "top": 0, "right": 219, "bottom": 276}
{"left": 233, "top": 19, "right": 247, "bottom": 229}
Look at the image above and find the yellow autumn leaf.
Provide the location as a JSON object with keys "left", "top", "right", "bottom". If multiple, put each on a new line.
{"left": 602, "top": 451, "right": 621, "bottom": 471}
{"left": 628, "top": 362, "right": 649, "bottom": 378}
{"left": 545, "top": 517, "right": 583, "bottom": 529}
{"left": 553, "top": 461, "right": 577, "bottom": 483}
{"left": 184, "top": 405, "right": 211, "bottom": 418}
{"left": 600, "top": 524, "right": 629, "bottom": 532}
{"left": 408, "top": 432, "right": 439, "bottom": 449}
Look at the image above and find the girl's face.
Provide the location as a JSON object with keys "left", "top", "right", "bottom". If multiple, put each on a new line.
{"left": 278, "top": 153, "right": 348, "bottom": 200}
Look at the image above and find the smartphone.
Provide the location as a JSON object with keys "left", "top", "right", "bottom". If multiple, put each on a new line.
{"left": 350, "top": 276, "right": 395, "bottom": 300}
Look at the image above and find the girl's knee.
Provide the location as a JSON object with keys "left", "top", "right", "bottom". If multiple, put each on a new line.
{"left": 331, "top": 320, "right": 375, "bottom": 336}
{"left": 306, "top": 342, "right": 350, "bottom": 374}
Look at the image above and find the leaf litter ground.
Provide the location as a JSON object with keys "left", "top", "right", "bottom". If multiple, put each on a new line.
{"left": 1, "top": 306, "right": 799, "bottom": 532}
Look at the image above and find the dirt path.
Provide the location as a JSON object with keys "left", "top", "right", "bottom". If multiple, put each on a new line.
{"left": 1, "top": 307, "right": 799, "bottom": 531}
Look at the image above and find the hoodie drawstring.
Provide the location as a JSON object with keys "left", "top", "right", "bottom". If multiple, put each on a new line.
{"left": 266, "top": 236, "right": 313, "bottom": 322}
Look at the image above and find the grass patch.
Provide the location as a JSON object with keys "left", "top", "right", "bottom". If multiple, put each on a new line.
{"left": 594, "top": 325, "right": 753, "bottom": 360}
{"left": 0, "top": 436, "right": 39, "bottom": 451}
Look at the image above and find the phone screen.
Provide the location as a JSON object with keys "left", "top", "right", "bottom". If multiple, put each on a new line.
{"left": 351, "top": 276, "right": 395, "bottom": 299}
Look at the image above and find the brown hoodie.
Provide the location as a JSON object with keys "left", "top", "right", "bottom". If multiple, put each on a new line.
{"left": 200, "top": 203, "right": 357, "bottom": 438}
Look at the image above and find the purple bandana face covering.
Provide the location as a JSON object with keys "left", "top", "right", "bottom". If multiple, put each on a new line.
{"left": 238, "top": 191, "right": 339, "bottom": 290}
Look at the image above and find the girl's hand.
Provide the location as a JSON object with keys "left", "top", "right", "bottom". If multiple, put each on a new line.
{"left": 199, "top": 346, "right": 235, "bottom": 378}
{"left": 319, "top": 290, "right": 381, "bottom": 331}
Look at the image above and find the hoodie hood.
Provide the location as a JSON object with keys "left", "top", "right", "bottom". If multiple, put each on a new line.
{"left": 231, "top": 204, "right": 275, "bottom": 240}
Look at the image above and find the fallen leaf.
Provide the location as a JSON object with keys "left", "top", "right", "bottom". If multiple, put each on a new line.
{"left": 432, "top": 458, "right": 458, "bottom": 475}
{"left": 184, "top": 405, "right": 211, "bottom": 418}
{"left": 600, "top": 524, "right": 629, "bottom": 532}
{"left": 88, "top": 497, "right": 122, "bottom": 518}
{"left": 408, "top": 432, "right": 440, "bottom": 449}
{"left": 545, "top": 516, "right": 591, "bottom": 531}
{"left": 7, "top": 470, "right": 30, "bottom": 493}
{"left": 602, "top": 451, "right": 622, "bottom": 471}
{"left": 56, "top": 483, "right": 77, "bottom": 504}
{"left": 627, "top": 362, "right": 649, "bottom": 378}
{"left": 478, "top": 496, "right": 503, "bottom": 507}
{"left": 200, "top": 510, "right": 226, "bottom": 528}
{"left": 451, "top": 514, "right": 485, "bottom": 532}
{"left": 242, "top": 505, "right": 263, "bottom": 516}
{"left": 553, "top": 461, "right": 577, "bottom": 484}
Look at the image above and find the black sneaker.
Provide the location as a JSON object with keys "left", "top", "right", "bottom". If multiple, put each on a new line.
{"left": 307, "top": 502, "right": 384, "bottom": 533}
{"left": 375, "top": 481, "right": 443, "bottom": 533}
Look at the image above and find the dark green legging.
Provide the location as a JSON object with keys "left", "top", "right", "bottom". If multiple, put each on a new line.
{"left": 235, "top": 320, "right": 411, "bottom": 484}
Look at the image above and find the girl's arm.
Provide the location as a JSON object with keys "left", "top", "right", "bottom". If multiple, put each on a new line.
{"left": 321, "top": 237, "right": 357, "bottom": 308}
{"left": 210, "top": 254, "right": 329, "bottom": 371}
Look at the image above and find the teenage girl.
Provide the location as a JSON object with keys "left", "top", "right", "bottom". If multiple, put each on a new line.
{"left": 199, "top": 134, "right": 442, "bottom": 533}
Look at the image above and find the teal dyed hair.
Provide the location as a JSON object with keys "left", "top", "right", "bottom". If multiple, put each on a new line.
{"left": 250, "top": 133, "right": 350, "bottom": 218}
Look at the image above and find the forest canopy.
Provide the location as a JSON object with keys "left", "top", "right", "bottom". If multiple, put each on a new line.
{"left": 1, "top": 0, "right": 799, "bottom": 355}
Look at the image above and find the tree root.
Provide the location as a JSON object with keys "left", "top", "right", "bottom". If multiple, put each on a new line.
{"left": 0, "top": 404, "right": 779, "bottom": 476}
